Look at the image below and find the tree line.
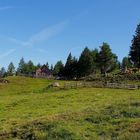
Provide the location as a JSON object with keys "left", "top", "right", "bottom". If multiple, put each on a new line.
{"left": 0, "top": 23, "right": 140, "bottom": 79}
{"left": 54, "top": 42, "right": 119, "bottom": 79}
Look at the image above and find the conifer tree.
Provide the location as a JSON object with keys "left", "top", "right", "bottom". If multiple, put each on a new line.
{"left": 7, "top": 62, "right": 15, "bottom": 76}
{"left": 0, "top": 67, "right": 6, "bottom": 77}
{"left": 98, "top": 43, "right": 118, "bottom": 75}
{"left": 129, "top": 23, "right": 140, "bottom": 67}
{"left": 54, "top": 61, "right": 64, "bottom": 76}
{"left": 91, "top": 48, "right": 99, "bottom": 73}
{"left": 64, "top": 53, "right": 78, "bottom": 78}
{"left": 24, "top": 60, "right": 35, "bottom": 74}
{"left": 78, "top": 47, "right": 93, "bottom": 77}
{"left": 64, "top": 53, "right": 73, "bottom": 78}
{"left": 17, "top": 57, "right": 26, "bottom": 74}
{"left": 121, "top": 57, "right": 132, "bottom": 72}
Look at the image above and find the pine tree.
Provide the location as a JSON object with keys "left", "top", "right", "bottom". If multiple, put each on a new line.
{"left": 46, "top": 62, "right": 49, "bottom": 69}
{"left": 36, "top": 63, "right": 42, "bottom": 69}
{"left": 121, "top": 57, "right": 132, "bottom": 72}
{"left": 64, "top": 53, "right": 78, "bottom": 79}
{"left": 64, "top": 53, "right": 73, "bottom": 78}
{"left": 17, "top": 57, "right": 26, "bottom": 74}
{"left": 26, "top": 60, "right": 35, "bottom": 74}
{"left": 50, "top": 64, "right": 54, "bottom": 75}
{"left": 54, "top": 61, "right": 64, "bottom": 76}
{"left": 70, "top": 57, "right": 78, "bottom": 78}
{"left": 7, "top": 62, "right": 15, "bottom": 76}
{"left": 98, "top": 43, "right": 118, "bottom": 75}
{"left": 0, "top": 67, "right": 6, "bottom": 77}
{"left": 91, "top": 48, "right": 99, "bottom": 73}
{"left": 78, "top": 47, "right": 93, "bottom": 77}
{"left": 50, "top": 64, "right": 54, "bottom": 71}
{"left": 129, "top": 23, "right": 140, "bottom": 67}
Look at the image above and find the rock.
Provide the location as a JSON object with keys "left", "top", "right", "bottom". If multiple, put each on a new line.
{"left": 53, "top": 82, "right": 60, "bottom": 87}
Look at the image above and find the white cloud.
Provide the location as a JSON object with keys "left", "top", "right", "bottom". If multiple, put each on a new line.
{"left": 8, "top": 38, "right": 32, "bottom": 47}
{"left": 29, "top": 22, "right": 66, "bottom": 45}
{"left": 8, "top": 21, "right": 67, "bottom": 48}
{"left": 0, "top": 49, "right": 16, "bottom": 59}
{"left": 0, "top": 20, "right": 68, "bottom": 59}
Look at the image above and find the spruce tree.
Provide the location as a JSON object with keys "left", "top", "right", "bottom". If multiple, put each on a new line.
{"left": 78, "top": 47, "right": 93, "bottom": 77}
{"left": 50, "top": 64, "right": 54, "bottom": 71}
{"left": 50, "top": 64, "right": 54, "bottom": 75}
{"left": 64, "top": 53, "right": 78, "bottom": 79}
{"left": 98, "top": 43, "right": 118, "bottom": 75}
{"left": 91, "top": 48, "right": 99, "bottom": 73}
{"left": 70, "top": 57, "right": 78, "bottom": 78}
{"left": 64, "top": 53, "right": 73, "bottom": 78}
{"left": 36, "top": 63, "right": 42, "bottom": 69}
{"left": 54, "top": 61, "right": 64, "bottom": 76}
{"left": 46, "top": 62, "right": 49, "bottom": 69}
{"left": 121, "top": 57, "right": 132, "bottom": 72}
{"left": 17, "top": 57, "right": 26, "bottom": 74}
{"left": 129, "top": 23, "right": 140, "bottom": 67}
{"left": 7, "top": 62, "right": 15, "bottom": 76}
{"left": 0, "top": 67, "right": 6, "bottom": 77}
{"left": 26, "top": 60, "right": 35, "bottom": 74}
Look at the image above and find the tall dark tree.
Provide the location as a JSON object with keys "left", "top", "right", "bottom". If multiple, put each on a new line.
{"left": 26, "top": 60, "right": 35, "bottom": 74}
{"left": 129, "top": 23, "right": 140, "bottom": 67}
{"left": 7, "top": 62, "right": 15, "bottom": 76}
{"left": 64, "top": 53, "right": 73, "bottom": 78}
{"left": 70, "top": 57, "right": 78, "bottom": 78}
{"left": 91, "top": 48, "right": 99, "bottom": 73}
{"left": 64, "top": 53, "right": 78, "bottom": 78}
{"left": 0, "top": 67, "right": 6, "bottom": 77}
{"left": 36, "top": 63, "right": 42, "bottom": 69}
{"left": 54, "top": 61, "right": 64, "bottom": 76}
{"left": 17, "top": 57, "right": 26, "bottom": 74}
{"left": 50, "top": 64, "right": 54, "bottom": 75}
{"left": 78, "top": 47, "right": 93, "bottom": 77}
{"left": 46, "top": 62, "right": 49, "bottom": 69}
{"left": 98, "top": 43, "right": 118, "bottom": 75}
{"left": 50, "top": 64, "right": 54, "bottom": 71}
{"left": 121, "top": 57, "right": 132, "bottom": 72}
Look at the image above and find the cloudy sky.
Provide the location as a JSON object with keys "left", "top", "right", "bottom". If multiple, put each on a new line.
{"left": 0, "top": 0, "right": 140, "bottom": 68}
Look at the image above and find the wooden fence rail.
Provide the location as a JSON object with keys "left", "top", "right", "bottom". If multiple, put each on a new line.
{"left": 64, "top": 82, "right": 139, "bottom": 90}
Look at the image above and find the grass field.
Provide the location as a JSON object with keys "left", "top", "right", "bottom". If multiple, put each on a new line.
{"left": 0, "top": 76, "right": 140, "bottom": 140}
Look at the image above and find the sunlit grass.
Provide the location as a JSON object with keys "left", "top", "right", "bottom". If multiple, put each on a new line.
{"left": 0, "top": 76, "right": 140, "bottom": 139}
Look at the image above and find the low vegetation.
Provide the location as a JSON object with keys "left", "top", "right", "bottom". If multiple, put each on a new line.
{"left": 85, "top": 73, "right": 140, "bottom": 84}
{"left": 0, "top": 76, "right": 140, "bottom": 140}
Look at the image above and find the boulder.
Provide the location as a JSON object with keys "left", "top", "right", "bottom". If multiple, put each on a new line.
{"left": 53, "top": 82, "right": 60, "bottom": 87}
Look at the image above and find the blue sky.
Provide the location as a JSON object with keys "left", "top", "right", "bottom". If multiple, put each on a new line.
{"left": 0, "top": 0, "right": 140, "bottom": 68}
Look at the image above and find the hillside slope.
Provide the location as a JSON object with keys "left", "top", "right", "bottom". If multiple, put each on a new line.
{"left": 0, "top": 76, "right": 140, "bottom": 140}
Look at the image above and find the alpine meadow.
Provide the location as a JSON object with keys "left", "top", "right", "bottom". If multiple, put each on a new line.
{"left": 0, "top": 1, "right": 140, "bottom": 140}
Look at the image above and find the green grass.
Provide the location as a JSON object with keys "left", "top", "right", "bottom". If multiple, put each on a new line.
{"left": 0, "top": 76, "right": 140, "bottom": 140}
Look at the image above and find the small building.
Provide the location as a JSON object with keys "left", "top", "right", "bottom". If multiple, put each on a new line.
{"left": 36, "top": 65, "right": 52, "bottom": 78}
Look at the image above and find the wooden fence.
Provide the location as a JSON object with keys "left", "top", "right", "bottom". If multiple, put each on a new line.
{"left": 64, "top": 82, "right": 139, "bottom": 90}
{"left": 106, "top": 82, "right": 139, "bottom": 90}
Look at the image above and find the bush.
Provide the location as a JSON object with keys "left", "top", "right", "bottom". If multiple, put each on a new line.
{"left": 85, "top": 73, "right": 140, "bottom": 83}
